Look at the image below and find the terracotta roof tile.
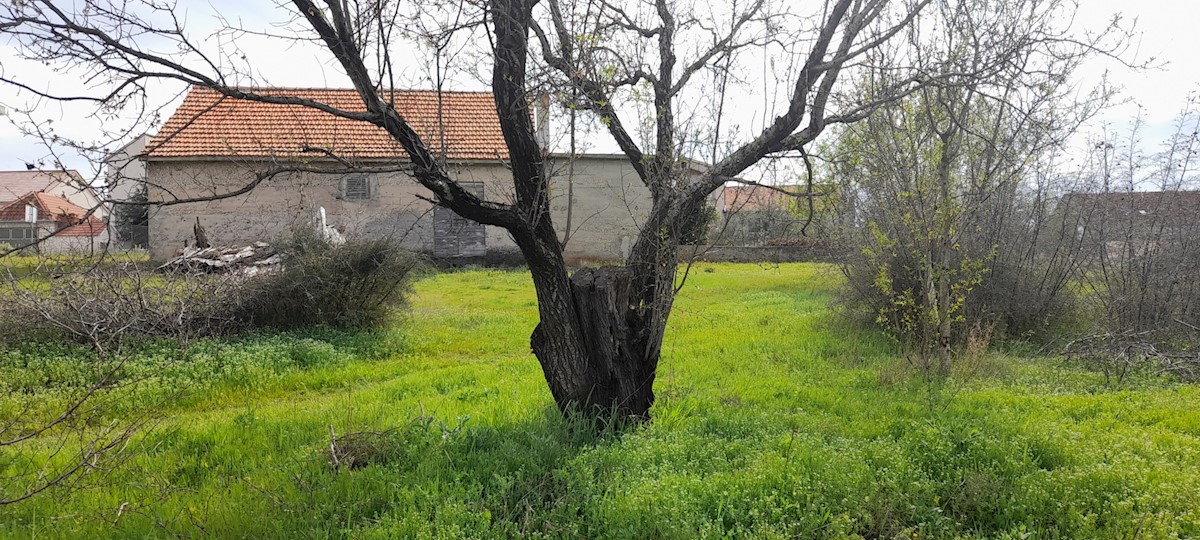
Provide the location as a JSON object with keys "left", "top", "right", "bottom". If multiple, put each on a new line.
{"left": 720, "top": 185, "right": 806, "bottom": 212}
{"left": 146, "top": 86, "right": 508, "bottom": 161}
{"left": 0, "top": 192, "right": 106, "bottom": 237}
{"left": 0, "top": 170, "right": 90, "bottom": 204}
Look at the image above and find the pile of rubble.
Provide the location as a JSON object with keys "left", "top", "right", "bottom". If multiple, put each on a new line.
{"left": 158, "top": 208, "right": 350, "bottom": 277}
{"left": 157, "top": 242, "right": 285, "bottom": 277}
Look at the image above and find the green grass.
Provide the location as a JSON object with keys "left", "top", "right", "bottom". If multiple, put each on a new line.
{"left": 1, "top": 251, "right": 150, "bottom": 278}
{"left": 1, "top": 263, "right": 1198, "bottom": 538}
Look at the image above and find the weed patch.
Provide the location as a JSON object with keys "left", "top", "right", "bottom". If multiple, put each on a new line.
{"left": 1, "top": 263, "right": 1197, "bottom": 538}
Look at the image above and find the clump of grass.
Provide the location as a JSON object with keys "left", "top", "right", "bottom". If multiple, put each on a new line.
{"left": 326, "top": 429, "right": 399, "bottom": 470}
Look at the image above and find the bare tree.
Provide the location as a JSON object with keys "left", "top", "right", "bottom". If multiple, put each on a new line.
{"left": 828, "top": 0, "right": 1120, "bottom": 371}
{"left": 0, "top": 0, "right": 1120, "bottom": 421}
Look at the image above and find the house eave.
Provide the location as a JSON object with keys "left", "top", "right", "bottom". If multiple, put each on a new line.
{"left": 143, "top": 155, "right": 506, "bottom": 165}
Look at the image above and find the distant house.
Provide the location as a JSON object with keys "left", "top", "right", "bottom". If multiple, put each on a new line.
{"left": 1062, "top": 191, "right": 1200, "bottom": 259}
{"left": 0, "top": 191, "right": 108, "bottom": 252}
{"left": 104, "top": 134, "right": 151, "bottom": 248}
{"left": 714, "top": 184, "right": 800, "bottom": 214}
{"left": 0, "top": 169, "right": 106, "bottom": 220}
{"left": 144, "top": 86, "right": 654, "bottom": 263}
{"left": 709, "top": 183, "right": 842, "bottom": 245}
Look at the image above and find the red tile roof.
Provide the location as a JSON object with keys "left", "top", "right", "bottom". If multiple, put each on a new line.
{"left": 719, "top": 185, "right": 806, "bottom": 213}
{"left": 0, "top": 170, "right": 90, "bottom": 204}
{"left": 0, "top": 192, "right": 106, "bottom": 237}
{"left": 146, "top": 86, "right": 509, "bottom": 161}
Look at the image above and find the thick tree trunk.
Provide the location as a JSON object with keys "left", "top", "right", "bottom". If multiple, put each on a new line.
{"left": 525, "top": 194, "right": 687, "bottom": 424}
{"left": 530, "top": 266, "right": 658, "bottom": 422}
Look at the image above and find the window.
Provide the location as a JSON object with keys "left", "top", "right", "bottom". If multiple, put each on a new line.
{"left": 0, "top": 227, "right": 36, "bottom": 247}
{"left": 342, "top": 175, "right": 372, "bottom": 201}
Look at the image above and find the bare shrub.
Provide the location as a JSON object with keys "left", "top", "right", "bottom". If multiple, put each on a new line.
{"left": 231, "top": 231, "right": 422, "bottom": 331}
{"left": 1059, "top": 104, "right": 1200, "bottom": 377}
{"left": 1064, "top": 327, "right": 1200, "bottom": 385}
{"left": 1073, "top": 191, "right": 1200, "bottom": 341}
{"left": 1, "top": 261, "right": 242, "bottom": 346}
{"left": 962, "top": 175, "right": 1088, "bottom": 341}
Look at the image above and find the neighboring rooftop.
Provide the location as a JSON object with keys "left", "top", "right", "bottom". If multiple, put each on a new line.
{"left": 717, "top": 184, "right": 807, "bottom": 213}
{"left": 0, "top": 191, "right": 106, "bottom": 237}
{"left": 1064, "top": 190, "right": 1200, "bottom": 222}
{"left": 146, "top": 86, "right": 509, "bottom": 161}
{"left": 0, "top": 169, "right": 90, "bottom": 204}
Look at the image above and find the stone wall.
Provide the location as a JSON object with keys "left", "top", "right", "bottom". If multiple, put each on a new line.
{"left": 145, "top": 156, "right": 652, "bottom": 263}
{"left": 680, "top": 243, "right": 842, "bottom": 263}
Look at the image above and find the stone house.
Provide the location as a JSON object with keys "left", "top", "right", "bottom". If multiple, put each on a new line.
{"left": 144, "top": 86, "right": 653, "bottom": 263}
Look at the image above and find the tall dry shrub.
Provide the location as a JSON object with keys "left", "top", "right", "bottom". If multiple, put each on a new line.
{"left": 232, "top": 231, "right": 422, "bottom": 330}
{"left": 1070, "top": 104, "right": 1200, "bottom": 349}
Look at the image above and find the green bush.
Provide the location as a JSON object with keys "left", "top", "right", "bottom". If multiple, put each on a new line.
{"left": 234, "top": 231, "right": 422, "bottom": 330}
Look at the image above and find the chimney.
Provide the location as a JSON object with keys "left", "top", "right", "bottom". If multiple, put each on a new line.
{"left": 534, "top": 92, "right": 551, "bottom": 147}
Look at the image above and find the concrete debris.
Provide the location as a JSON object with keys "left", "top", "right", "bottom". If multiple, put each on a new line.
{"left": 158, "top": 242, "right": 285, "bottom": 276}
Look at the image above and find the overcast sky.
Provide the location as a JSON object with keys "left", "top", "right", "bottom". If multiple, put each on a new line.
{"left": 0, "top": 0, "right": 1196, "bottom": 178}
{"left": 1073, "top": 0, "right": 1199, "bottom": 144}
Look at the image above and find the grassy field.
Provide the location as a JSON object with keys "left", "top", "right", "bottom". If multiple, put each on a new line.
{"left": 1, "top": 263, "right": 1198, "bottom": 538}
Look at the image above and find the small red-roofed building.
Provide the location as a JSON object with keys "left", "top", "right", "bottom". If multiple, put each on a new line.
{"left": 0, "top": 169, "right": 106, "bottom": 221}
{"left": 0, "top": 191, "right": 109, "bottom": 253}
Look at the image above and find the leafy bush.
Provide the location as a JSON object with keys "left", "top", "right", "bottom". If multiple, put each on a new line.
{"left": 233, "top": 231, "right": 422, "bottom": 330}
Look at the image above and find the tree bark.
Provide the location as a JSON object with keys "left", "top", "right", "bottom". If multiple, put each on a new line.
{"left": 530, "top": 266, "right": 657, "bottom": 421}
{"left": 525, "top": 191, "right": 690, "bottom": 423}
{"left": 488, "top": 0, "right": 646, "bottom": 423}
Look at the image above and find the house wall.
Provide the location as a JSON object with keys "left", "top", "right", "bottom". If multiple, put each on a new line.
{"left": 41, "top": 233, "right": 109, "bottom": 255}
{"left": 104, "top": 135, "right": 149, "bottom": 203}
{"left": 545, "top": 156, "right": 652, "bottom": 263}
{"left": 145, "top": 157, "right": 652, "bottom": 263}
{"left": 0, "top": 221, "right": 109, "bottom": 254}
